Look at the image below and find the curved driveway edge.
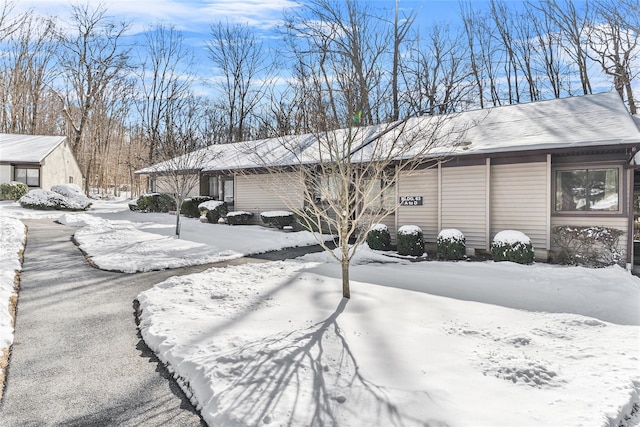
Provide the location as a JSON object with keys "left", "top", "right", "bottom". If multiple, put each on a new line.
{"left": 0, "top": 219, "right": 208, "bottom": 426}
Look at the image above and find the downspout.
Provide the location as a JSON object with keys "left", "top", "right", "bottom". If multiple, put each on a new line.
{"left": 437, "top": 160, "right": 442, "bottom": 232}
{"left": 627, "top": 146, "right": 638, "bottom": 270}
{"left": 628, "top": 167, "right": 634, "bottom": 270}
{"left": 485, "top": 158, "right": 491, "bottom": 252}
{"left": 546, "top": 154, "right": 552, "bottom": 258}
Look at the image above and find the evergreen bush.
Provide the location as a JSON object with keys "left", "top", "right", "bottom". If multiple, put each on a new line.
{"left": 367, "top": 224, "right": 391, "bottom": 250}
{"left": 132, "top": 193, "right": 176, "bottom": 212}
{"left": 436, "top": 229, "right": 466, "bottom": 260}
{"left": 226, "top": 211, "right": 254, "bottom": 225}
{"left": 182, "top": 196, "right": 214, "bottom": 218}
{"left": 0, "top": 181, "right": 28, "bottom": 201}
{"left": 397, "top": 225, "right": 424, "bottom": 256}
{"left": 18, "top": 189, "right": 91, "bottom": 211}
{"left": 552, "top": 225, "right": 623, "bottom": 267}
{"left": 260, "top": 211, "right": 295, "bottom": 229}
{"left": 491, "top": 230, "right": 534, "bottom": 264}
{"left": 199, "top": 200, "right": 228, "bottom": 224}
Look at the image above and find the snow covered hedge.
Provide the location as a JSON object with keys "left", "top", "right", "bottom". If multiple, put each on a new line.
{"left": 260, "top": 211, "right": 295, "bottom": 229}
{"left": 491, "top": 230, "right": 534, "bottom": 264}
{"left": 182, "top": 196, "right": 215, "bottom": 218}
{"left": 0, "top": 181, "right": 28, "bottom": 201}
{"left": 129, "top": 193, "right": 176, "bottom": 213}
{"left": 199, "top": 200, "right": 228, "bottom": 224}
{"left": 552, "top": 226, "right": 623, "bottom": 267}
{"left": 437, "top": 229, "right": 466, "bottom": 260}
{"left": 397, "top": 225, "right": 424, "bottom": 256}
{"left": 367, "top": 223, "right": 391, "bottom": 250}
{"left": 19, "top": 185, "right": 92, "bottom": 211}
{"left": 225, "top": 211, "right": 254, "bottom": 225}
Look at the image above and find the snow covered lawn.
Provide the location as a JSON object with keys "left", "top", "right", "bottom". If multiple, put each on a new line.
{"left": 0, "top": 217, "right": 26, "bottom": 388}
{"left": 138, "top": 252, "right": 640, "bottom": 427}
{"left": 55, "top": 205, "right": 331, "bottom": 273}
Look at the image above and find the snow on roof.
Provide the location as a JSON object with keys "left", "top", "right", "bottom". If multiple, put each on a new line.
{"left": 137, "top": 92, "right": 640, "bottom": 174}
{"left": 0, "top": 134, "right": 67, "bottom": 163}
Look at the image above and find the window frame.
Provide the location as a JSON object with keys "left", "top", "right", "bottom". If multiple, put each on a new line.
{"left": 552, "top": 164, "right": 624, "bottom": 216}
{"left": 14, "top": 166, "right": 41, "bottom": 188}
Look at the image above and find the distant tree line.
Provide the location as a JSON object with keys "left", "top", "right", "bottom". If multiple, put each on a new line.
{"left": 0, "top": 0, "right": 637, "bottom": 195}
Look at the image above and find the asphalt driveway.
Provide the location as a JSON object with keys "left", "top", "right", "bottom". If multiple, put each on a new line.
{"left": 0, "top": 219, "right": 268, "bottom": 426}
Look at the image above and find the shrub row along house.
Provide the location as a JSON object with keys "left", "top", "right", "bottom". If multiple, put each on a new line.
{"left": 137, "top": 92, "right": 640, "bottom": 270}
{"left": 0, "top": 134, "right": 83, "bottom": 191}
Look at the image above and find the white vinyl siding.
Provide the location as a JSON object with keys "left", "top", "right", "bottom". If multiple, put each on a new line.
{"left": 397, "top": 168, "right": 438, "bottom": 242}
{"left": 235, "top": 172, "right": 305, "bottom": 218}
{"left": 491, "top": 162, "right": 548, "bottom": 250}
{"left": 441, "top": 165, "right": 487, "bottom": 249}
{"left": 154, "top": 174, "right": 200, "bottom": 198}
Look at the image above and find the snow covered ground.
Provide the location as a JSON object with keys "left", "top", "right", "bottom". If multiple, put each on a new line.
{"left": 0, "top": 217, "right": 25, "bottom": 385}
{"left": 1, "top": 199, "right": 640, "bottom": 426}
{"left": 137, "top": 255, "right": 640, "bottom": 427}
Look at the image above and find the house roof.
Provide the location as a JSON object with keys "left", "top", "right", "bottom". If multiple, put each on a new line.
{"left": 137, "top": 91, "right": 640, "bottom": 175}
{"left": 0, "top": 134, "right": 67, "bottom": 163}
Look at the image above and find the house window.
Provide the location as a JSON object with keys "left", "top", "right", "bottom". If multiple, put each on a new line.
{"left": 69, "top": 176, "right": 73, "bottom": 184}
{"left": 555, "top": 167, "right": 620, "bottom": 212}
{"left": 14, "top": 167, "right": 40, "bottom": 187}
{"left": 222, "top": 177, "right": 234, "bottom": 204}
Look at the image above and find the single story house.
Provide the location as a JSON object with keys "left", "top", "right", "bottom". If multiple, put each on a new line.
{"left": 137, "top": 92, "right": 640, "bottom": 268}
{"left": 0, "top": 133, "right": 84, "bottom": 190}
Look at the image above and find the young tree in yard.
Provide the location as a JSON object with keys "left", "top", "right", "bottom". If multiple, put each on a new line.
{"left": 247, "top": 112, "right": 455, "bottom": 299}
{"left": 151, "top": 96, "right": 214, "bottom": 238}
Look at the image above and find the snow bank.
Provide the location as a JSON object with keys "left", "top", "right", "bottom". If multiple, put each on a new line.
{"left": 0, "top": 217, "right": 26, "bottom": 375}
{"left": 138, "top": 260, "right": 640, "bottom": 427}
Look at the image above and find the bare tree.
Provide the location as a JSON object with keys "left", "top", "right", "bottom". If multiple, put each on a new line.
{"left": 148, "top": 95, "right": 214, "bottom": 237}
{"left": 136, "top": 23, "right": 195, "bottom": 164}
{"left": 0, "top": 12, "right": 57, "bottom": 134}
{"left": 283, "top": 0, "right": 397, "bottom": 127}
{"left": 535, "top": 0, "right": 594, "bottom": 95}
{"left": 54, "top": 2, "right": 132, "bottom": 193}
{"left": 207, "top": 21, "right": 274, "bottom": 143}
{"left": 588, "top": 0, "right": 638, "bottom": 114}
{"left": 245, "top": 113, "right": 455, "bottom": 299}
{"left": 402, "top": 23, "right": 473, "bottom": 115}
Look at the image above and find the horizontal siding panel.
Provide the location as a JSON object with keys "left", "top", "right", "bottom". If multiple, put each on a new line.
{"left": 236, "top": 172, "right": 304, "bottom": 217}
{"left": 397, "top": 169, "right": 438, "bottom": 241}
{"left": 491, "top": 162, "right": 548, "bottom": 249}
{"left": 442, "top": 165, "right": 486, "bottom": 249}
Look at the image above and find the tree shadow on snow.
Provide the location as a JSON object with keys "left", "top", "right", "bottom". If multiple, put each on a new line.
{"left": 210, "top": 298, "right": 442, "bottom": 427}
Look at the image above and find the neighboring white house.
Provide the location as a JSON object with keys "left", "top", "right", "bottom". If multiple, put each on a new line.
{"left": 0, "top": 134, "right": 84, "bottom": 190}
{"left": 137, "top": 92, "right": 640, "bottom": 268}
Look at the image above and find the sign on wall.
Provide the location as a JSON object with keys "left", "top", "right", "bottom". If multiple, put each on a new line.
{"left": 400, "top": 196, "right": 423, "bottom": 206}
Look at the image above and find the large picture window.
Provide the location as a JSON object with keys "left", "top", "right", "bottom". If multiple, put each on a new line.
{"left": 555, "top": 167, "right": 620, "bottom": 212}
{"left": 14, "top": 167, "right": 40, "bottom": 187}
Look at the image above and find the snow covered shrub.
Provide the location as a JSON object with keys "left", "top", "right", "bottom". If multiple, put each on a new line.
{"left": 133, "top": 193, "right": 176, "bottom": 213}
{"left": 18, "top": 189, "right": 90, "bottom": 211}
{"left": 491, "top": 230, "right": 534, "bottom": 264}
{"left": 0, "top": 181, "right": 28, "bottom": 201}
{"left": 437, "top": 229, "right": 466, "bottom": 260}
{"left": 367, "top": 224, "right": 391, "bottom": 250}
{"left": 260, "top": 211, "right": 295, "bottom": 229}
{"left": 182, "top": 196, "right": 214, "bottom": 218}
{"left": 225, "top": 211, "right": 254, "bottom": 225}
{"left": 199, "top": 200, "right": 228, "bottom": 224}
{"left": 552, "top": 226, "right": 623, "bottom": 267}
{"left": 51, "top": 184, "right": 92, "bottom": 209}
{"left": 397, "top": 225, "right": 425, "bottom": 256}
